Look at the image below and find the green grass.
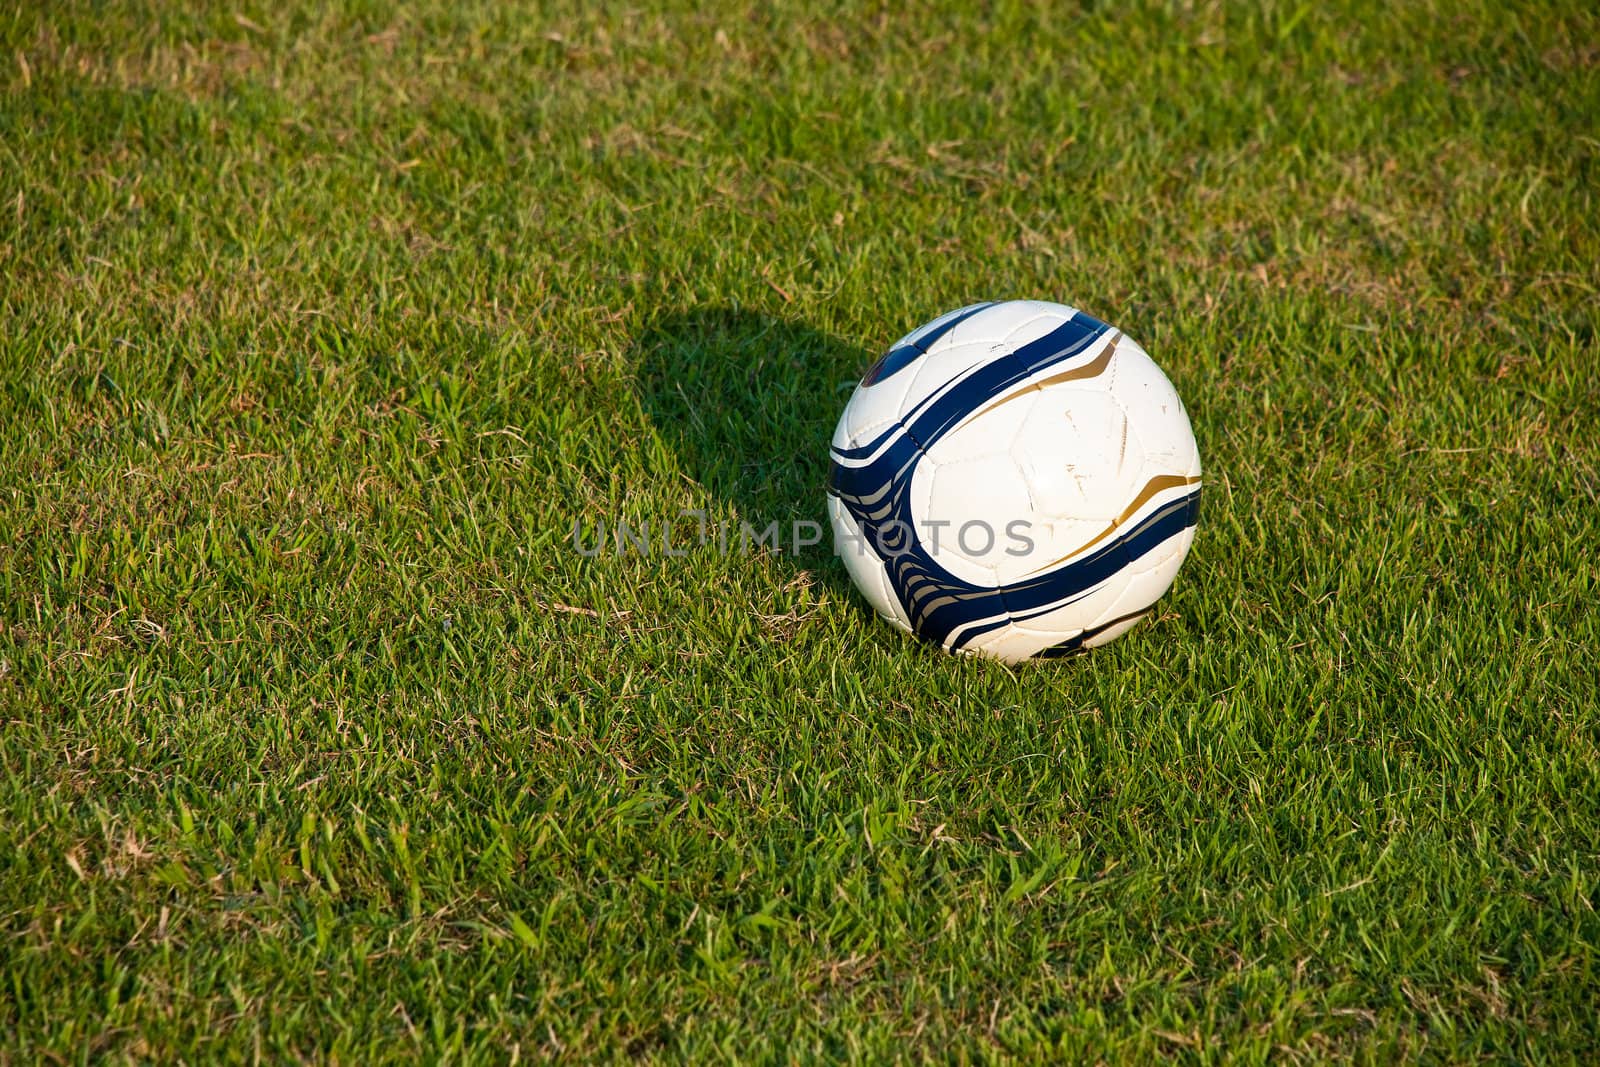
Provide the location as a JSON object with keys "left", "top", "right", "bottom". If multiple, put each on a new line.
{"left": 2, "top": 0, "right": 1598, "bottom": 1060}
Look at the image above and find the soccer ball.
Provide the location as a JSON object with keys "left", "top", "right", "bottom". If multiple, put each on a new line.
{"left": 827, "top": 300, "right": 1201, "bottom": 663}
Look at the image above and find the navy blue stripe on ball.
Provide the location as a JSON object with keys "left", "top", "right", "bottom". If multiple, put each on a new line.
{"left": 859, "top": 302, "right": 998, "bottom": 387}
{"left": 830, "top": 421, "right": 901, "bottom": 462}
{"left": 1009, "top": 309, "right": 1109, "bottom": 372}
{"left": 831, "top": 313, "right": 1112, "bottom": 463}
{"left": 921, "top": 489, "right": 1199, "bottom": 652}
{"left": 900, "top": 314, "right": 1110, "bottom": 432}
{"left": 860, "top": 345, "right": 919, "bottom": 386}
{"left": 898, "top": 318, "right": 1111, "bottom": 449}
{"left": 903, "top": 301, "right": 997, "bottom": 353}
{"left": 998, "top": 490, "right": 1201, "bottom": 631}
{"left": 1034, "top": 607, "right": 1152, "bottom": 658}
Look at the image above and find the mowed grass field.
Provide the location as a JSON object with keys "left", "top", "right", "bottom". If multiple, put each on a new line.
{"left": 3, "top": 0, "right": 1598, "bottom": 1060}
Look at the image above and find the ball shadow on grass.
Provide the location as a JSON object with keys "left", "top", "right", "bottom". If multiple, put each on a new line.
{"left": 626, "top": 307, "right": 875, "bottom": 601}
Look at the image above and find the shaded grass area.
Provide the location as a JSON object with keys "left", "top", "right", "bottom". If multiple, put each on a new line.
{"left": 2, "top": 0, "right": 1598, "bottom": 1060}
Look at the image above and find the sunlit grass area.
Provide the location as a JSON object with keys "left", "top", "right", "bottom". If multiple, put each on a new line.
{"left": 2, "top": 1, "right": 1597, "bottom": 1060}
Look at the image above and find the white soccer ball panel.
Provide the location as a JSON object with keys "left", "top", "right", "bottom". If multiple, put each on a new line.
{"left": 990, "top": 514, "right": 1107, "bottom": 587}
{"left": 965, "top": 624, "right": 1075, "bottom": 665}
{"left": 937, "top": 300, "right": 1074, "bottom": 356}
{"left": 1011, "top": 385, "right": 1134, "bottom": 523}
{"left": 1101, "top": 526, "right": 1196, "bottom": 625}
{"left": 902, "top": 463, "right": 1011, "bottom": 588}
{"left": 1105, "top": 337, "right": 1201, "bottom": 478}
{"left": 890, "top": 301, "right": 994, "bottom": 351}
{"left": 836, "top": 378, "right": 914, "bottom": 451}
{"left": 1011, "top": 569, "right": 1132, "bottom": 642}
{"left": 914, "top": 455, "right": 1031, "bottom": 584}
